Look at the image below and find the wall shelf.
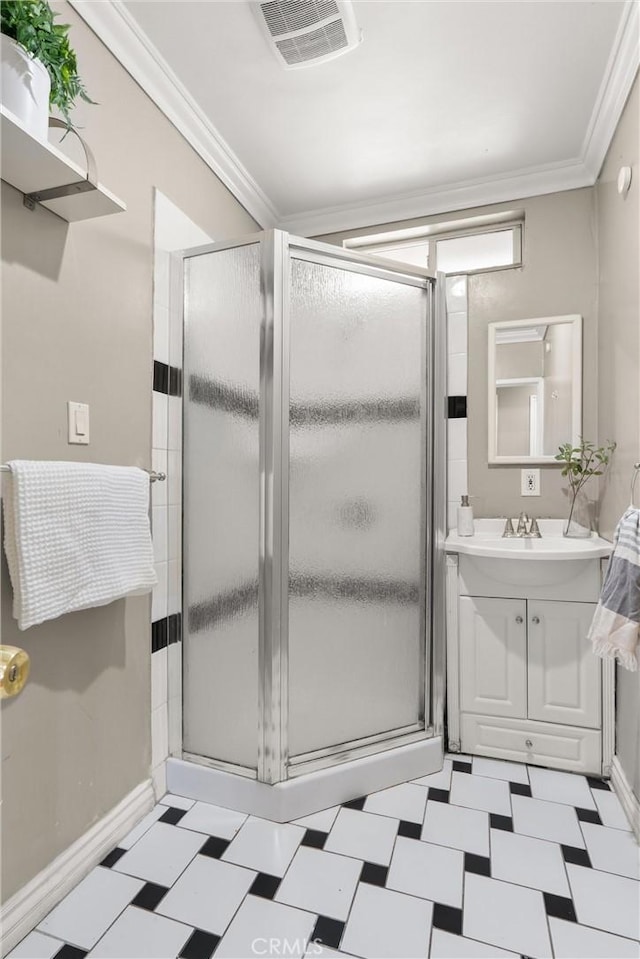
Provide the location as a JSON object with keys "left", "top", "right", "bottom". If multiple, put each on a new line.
{"left": 0, "top": 105, "right": 126, "bottom": 221}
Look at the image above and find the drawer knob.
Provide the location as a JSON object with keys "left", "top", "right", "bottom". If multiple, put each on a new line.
{"left": 531, "top": 616, "right": 540, "bottom": 624}
{"left": 525, "top": 739, "right": 533, "bottom": 748}
{"left": 515, "top": 615, "right": 523, "bottom": 624}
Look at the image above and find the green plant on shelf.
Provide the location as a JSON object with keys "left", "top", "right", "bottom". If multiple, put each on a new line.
{"left": 1, "top": 0, "right": 95, "bottom": 130}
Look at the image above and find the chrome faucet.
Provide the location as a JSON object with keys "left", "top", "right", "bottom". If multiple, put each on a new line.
{"left": 502, "top": 517, "right": 517, "bottom": 537}
{"left": 502, "top": 512, "right": 542, "bottom": 538}
{"left": 528, "top": 516, "right": 541, "bottom": 538}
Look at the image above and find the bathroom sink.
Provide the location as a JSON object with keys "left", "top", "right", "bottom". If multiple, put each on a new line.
{"left": 446, "top": 518, "right": 612, "bottom": 561}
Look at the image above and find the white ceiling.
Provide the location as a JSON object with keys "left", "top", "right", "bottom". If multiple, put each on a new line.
{"left": 73, "top": 1, "right": 639, "bottom": 234}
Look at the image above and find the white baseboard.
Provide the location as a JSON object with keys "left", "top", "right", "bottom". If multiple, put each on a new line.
{"left": 610, "top": 755, "right": 640, "bottom": 842}
{"left": 0, "top": 779, "right": 154, "bottom": 956}
{"left": 168, "top": 736, "right": 442, "bottom": 822}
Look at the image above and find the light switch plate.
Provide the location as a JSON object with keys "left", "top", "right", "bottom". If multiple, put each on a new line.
{"left": 68, "top": 401, "right": 90, "bottom": 445}
{"left": 521, "top": 468, "right": 540, "bottom": 496}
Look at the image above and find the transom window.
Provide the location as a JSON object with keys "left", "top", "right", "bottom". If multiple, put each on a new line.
{"left": 344, "top": 212, "right": 524, "bottom": 276}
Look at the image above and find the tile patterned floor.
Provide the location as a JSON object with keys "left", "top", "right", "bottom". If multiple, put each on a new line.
{"left": 9, "top": 756, "right": 640, "bottom": 959}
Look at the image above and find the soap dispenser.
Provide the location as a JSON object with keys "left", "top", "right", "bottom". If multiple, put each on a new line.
{"left": 457, "top": 495, "right": 475, "bottom": 536}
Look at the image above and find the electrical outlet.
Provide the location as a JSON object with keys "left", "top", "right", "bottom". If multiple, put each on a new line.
{"left": 521, "top": 468, "right": 540, "bottom": 496}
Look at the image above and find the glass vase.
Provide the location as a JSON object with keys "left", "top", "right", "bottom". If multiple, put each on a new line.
{"left": 563, "top": 490, "right": 593, "bottom": 538}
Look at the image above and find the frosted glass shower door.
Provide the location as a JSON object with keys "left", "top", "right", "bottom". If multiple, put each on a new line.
{"left": 181, "top": 232, "right": 437, "bottom": 781}
{"left": 287, "top": 252, "right": 429, "bottom": 761}
{"left": 183, "top": 241, "right": 262, "bottom": 770}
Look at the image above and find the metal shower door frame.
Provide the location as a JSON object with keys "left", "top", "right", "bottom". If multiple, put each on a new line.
{"left": 264, "top": 233, "right": 445, "bottom": 781}
{"left": 180, "top": 231, "right": 446, "bottom": 784}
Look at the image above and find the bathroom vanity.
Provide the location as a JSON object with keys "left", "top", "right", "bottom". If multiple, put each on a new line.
{"left": 445, "top": 519, "right": 614, "bottom": 776}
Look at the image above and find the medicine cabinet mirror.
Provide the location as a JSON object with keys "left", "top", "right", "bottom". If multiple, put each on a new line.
{"left": 488, "top": 314, "right": 582, "bottom": 464}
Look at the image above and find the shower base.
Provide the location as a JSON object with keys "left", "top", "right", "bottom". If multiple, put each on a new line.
{"left": 166, "top": 735, "right": 442, "bottom": 822}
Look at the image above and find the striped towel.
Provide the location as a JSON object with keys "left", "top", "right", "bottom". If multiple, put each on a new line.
{"left": 3, "top": 461, "right": 156, "bottom": 630}
{"left": 588, "top": 507, "right": 640, "bottom": 671}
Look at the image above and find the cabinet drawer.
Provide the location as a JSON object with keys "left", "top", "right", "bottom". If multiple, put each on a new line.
{"left": 460, "top": 713, "right": 601, "bottom": 775}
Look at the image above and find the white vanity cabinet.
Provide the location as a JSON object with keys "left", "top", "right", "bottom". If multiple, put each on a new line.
{"left": 446, "top": 524, "right": 614, "bottom": 776}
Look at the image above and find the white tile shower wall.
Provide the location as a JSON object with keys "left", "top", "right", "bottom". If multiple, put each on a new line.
{"left": 151, "top": 190, "right": 212, "bottom": 790}
{"left": 446, "top": 276, "right": 468, "bottom": 531}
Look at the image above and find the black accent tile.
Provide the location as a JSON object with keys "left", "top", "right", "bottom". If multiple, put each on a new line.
{"left": 54, "top": 948, "right": 88, "bottom": 959}
{"left": 428, "top": 789, "right": 450, "bottom": 804}
{"left": 576, "top": 807, "right": 602, "bottom": 825}
{"left": 543, "top": 892, "right": 577, "bottom": 923}
{"left": 464, "top": 853, "right": 491, "bottom": 876}
{"left": 100, "top": 847, "right": 125, "bottom": 868}
{"left": 312, "top": 916, "right": 344, "bottom": 950}
{"left": 168, "top": 612, "right": 182, "bottom": 645}
{"left": 360, "top": 862, "right": 388, "bottom": 886}
{"left": 433, "top": 903, "right": 463, "bottom": 936}
{"left": 250, "top": 872, "right": 281, "bottom": 899}
{"left": 447, "top": 395, "right": 467, "bottom": 419}
{"left": 452, "top": 761, "right": 471, "bottom": 773}
{"left": 587, "top": 776, "right": 611, "bottom": 791}
{"left": 169, "top": 365, "right": 183, "bottom": 398}
{"left": 562, "top": 844, "right": 592, "bottom": 868}
{"left": 153, "top": 360, "right": 169, "bottom": 395}
{"left": 132, "top": 882, "right": 170, "bottom": 911}
{"left": 180, "top": 929, "right": 220, "bottom": 959}
{"left": 152, "top": 618, "right": 168, "bottom": 653}
{"left": 398, "top": 820, "right": 422, "bottom": 840}
{"left": 509, "top": 782, "right": 532, "bottom": 797}
{"left": 301, "top": 829, "right": 327, "bottom": 849}
{"left": 199, "top": 835, "right": 230, "bottom": 859}
{"left": 490, "top": 814, "right": 514, "bottom": 831}
{"left": 159, "top": 806, "right": 187, "bottom": 825}
{"left": 342, "top": 796, "right": 366, "bottom": 810}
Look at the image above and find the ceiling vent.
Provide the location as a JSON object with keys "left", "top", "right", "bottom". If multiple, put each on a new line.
{"left": 255, "top": 1, "right": 362, "bottom": 69}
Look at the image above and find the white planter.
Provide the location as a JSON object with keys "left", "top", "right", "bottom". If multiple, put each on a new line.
{"left": 1, "top": 33, "right": 51, "bottom": 141}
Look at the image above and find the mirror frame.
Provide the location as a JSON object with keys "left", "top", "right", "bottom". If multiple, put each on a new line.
{"left": 487, "top": 314, "right": 582, "bottom": 465}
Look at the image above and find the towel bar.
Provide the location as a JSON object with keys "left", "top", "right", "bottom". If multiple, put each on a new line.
{"left": 631, "top": 462, "right": 640, "bottom": 507}
{"left": 0, "top": 465, "right": 166, "bottom": 482}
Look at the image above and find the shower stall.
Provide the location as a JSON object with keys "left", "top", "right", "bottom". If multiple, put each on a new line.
{"left": 167, "top": 231, "right": 446, "bottom": 820}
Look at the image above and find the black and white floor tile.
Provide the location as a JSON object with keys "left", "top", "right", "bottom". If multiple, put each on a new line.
{"left": 9, "top": 756, "right": 640, "bottom": 959}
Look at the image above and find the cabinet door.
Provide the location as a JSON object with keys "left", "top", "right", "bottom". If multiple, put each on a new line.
{"left": 459, "top": 597, "right": 527, "bottom": 718}
{"left": 528, "top": 601, "right": 600, "bottom": 728}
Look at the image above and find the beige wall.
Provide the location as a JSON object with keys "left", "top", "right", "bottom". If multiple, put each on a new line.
{"left": 467, "top": 191, "right": 597, "bottom": 519}
{"left": 596, "top": 76, "right": 640, "bottom": 800}
{"left": 1, "top": 1, "right": 256, "bottom": 901}
{"left": 319, "top": 188, "right": 598, "bottom": 519}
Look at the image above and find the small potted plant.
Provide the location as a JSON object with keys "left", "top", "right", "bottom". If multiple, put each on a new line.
{"left": 555, "top": 438, "right": 616, "bottom": 537}
{"left": 1, "top": 0, "right": 94, "bottom": 141}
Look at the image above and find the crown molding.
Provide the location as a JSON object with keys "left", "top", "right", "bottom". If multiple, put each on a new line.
{"left": 69, "top": 0, "right": 278, "bottom": 228}
{"left": 582, "top": 0, "right": 640, "bottom": 181}
{"left": 278, "top": 159, "right": 593, "bottom": 237}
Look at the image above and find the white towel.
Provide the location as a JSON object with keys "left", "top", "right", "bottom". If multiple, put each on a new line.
{"left": 3, "top": 460, "right": 157, "bottom": 630}
{"left": 588, "top": 507, "right": 640, "bottom": 671}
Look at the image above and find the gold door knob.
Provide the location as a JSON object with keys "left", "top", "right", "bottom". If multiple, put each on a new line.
{"left": 0, "top": 646, "right": 30, "bottom": 698}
